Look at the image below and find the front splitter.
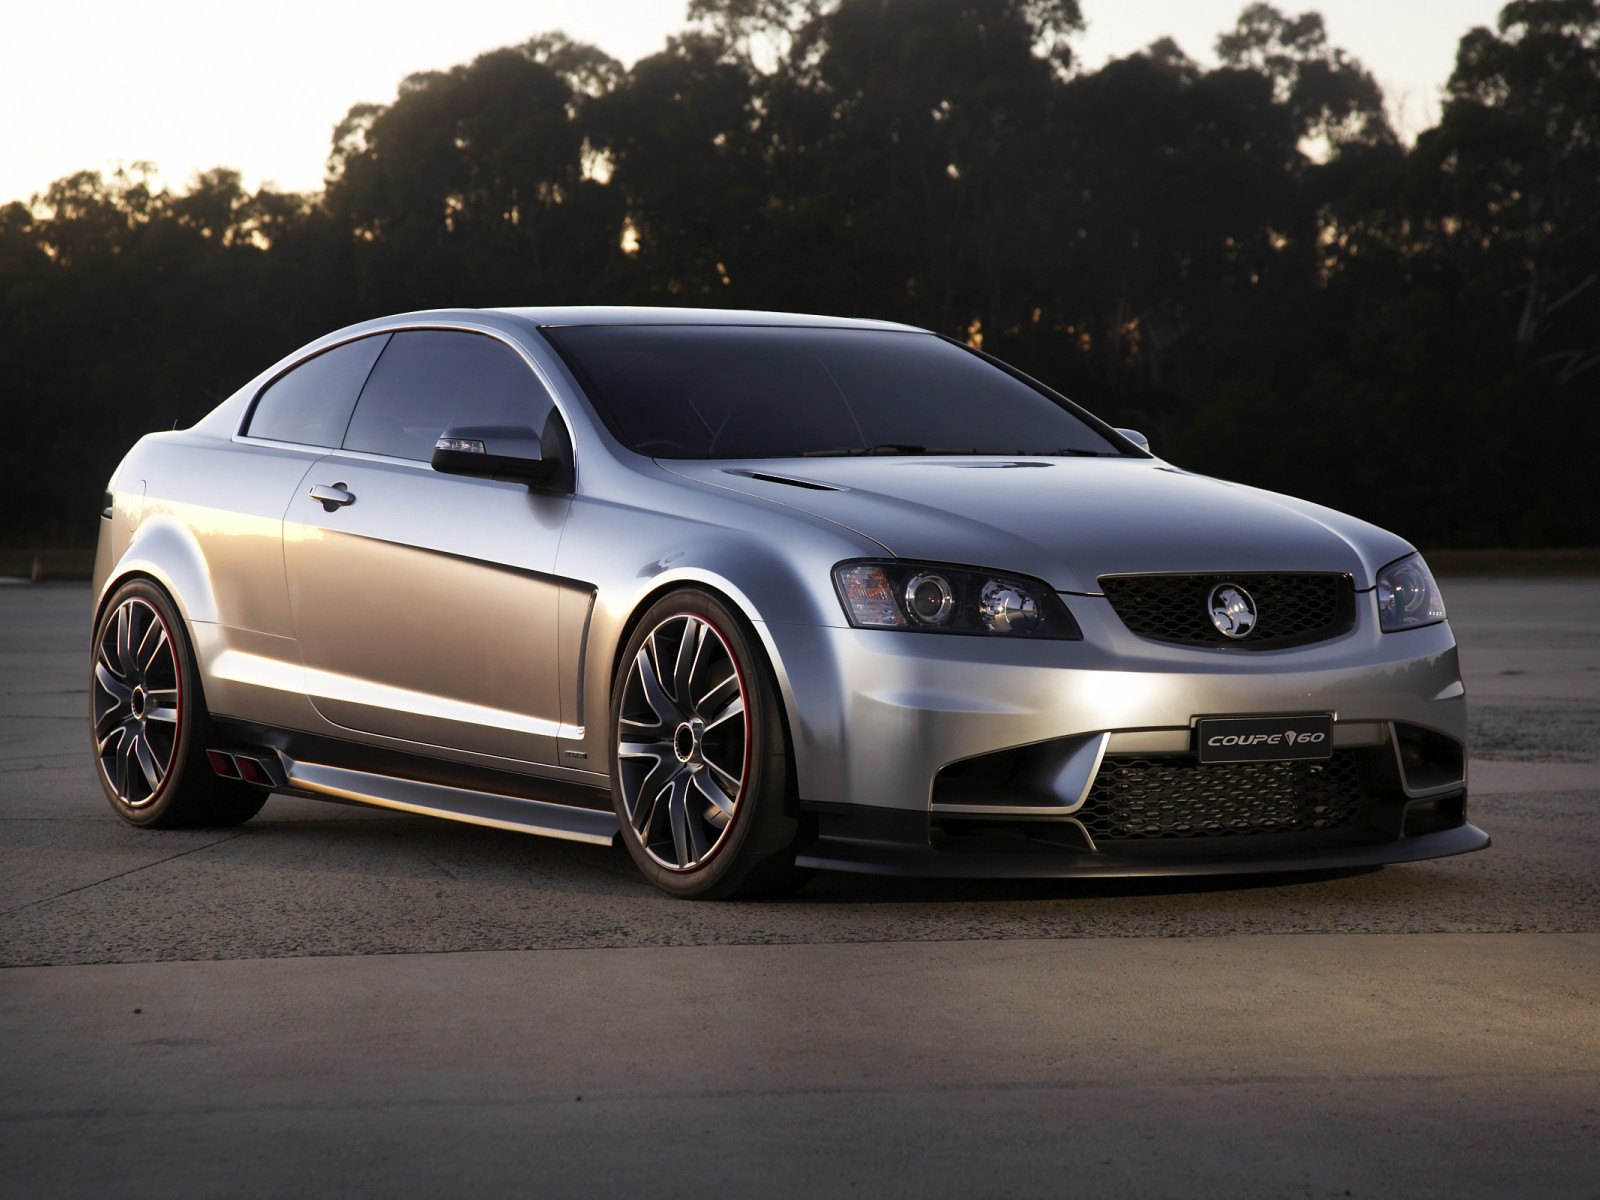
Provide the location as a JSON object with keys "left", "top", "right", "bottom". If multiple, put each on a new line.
{"left": 795, "top": 822, "right": 1490, "bottom": 879}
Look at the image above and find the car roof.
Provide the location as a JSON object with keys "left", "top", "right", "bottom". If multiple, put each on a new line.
{"left": 488, "top": 305, "right": 924, "bottom": 333}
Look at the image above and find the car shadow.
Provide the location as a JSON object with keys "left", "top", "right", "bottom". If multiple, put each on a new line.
{"left": 243, "top": 801, "right": 1385, "bottom": 905}
{"left": 780, "top": 864, "right": 1385, "bottom": 905}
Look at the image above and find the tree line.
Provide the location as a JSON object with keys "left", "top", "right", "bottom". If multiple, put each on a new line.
{"left": 1, "top": 0, "right": 1595, "bottom": 549}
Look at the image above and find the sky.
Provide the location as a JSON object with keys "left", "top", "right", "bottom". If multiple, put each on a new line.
{"left": 1, "top": 0, "right": 1511, "bottom": 206}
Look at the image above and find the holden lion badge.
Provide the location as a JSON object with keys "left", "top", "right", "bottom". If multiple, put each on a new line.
{"left": 1207, "top": 583, "right": 1257, "bottom": 639}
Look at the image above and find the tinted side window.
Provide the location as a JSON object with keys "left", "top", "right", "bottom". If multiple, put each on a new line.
{"left": 244, "top": 335, "right": 388, "bottom": 447}
{"left": 343, "top": 331, "right": 553, "bottom": 461}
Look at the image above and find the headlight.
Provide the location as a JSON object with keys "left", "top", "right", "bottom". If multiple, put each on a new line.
{"left": 834, "top": 560, "right": 1081, "bottom": 639}
{"left": 1375, "top": 552, "right": 1446, "bottom": 632}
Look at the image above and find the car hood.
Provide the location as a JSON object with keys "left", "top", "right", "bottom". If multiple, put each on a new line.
{"left": 664, "top": 457, "right": 1413, "bottom": 593}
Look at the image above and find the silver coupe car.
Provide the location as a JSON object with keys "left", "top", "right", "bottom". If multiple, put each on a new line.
{"left": 91, "top": 307, "right": 1487, "bottom": 897}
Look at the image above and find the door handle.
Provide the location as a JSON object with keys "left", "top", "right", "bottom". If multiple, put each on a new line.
{"left": 308, "top": 482, "right": 355, "bottom": 512}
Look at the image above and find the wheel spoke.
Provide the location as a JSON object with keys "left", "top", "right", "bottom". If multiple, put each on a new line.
{"left": 94, "top": 667, "right": 133, "bottom": 740}
{"left": 95, "top": 659, "right": 132, "bottom": 704}
{"left": 115, "top": 603, "right": 138, "bottom": 676}
{"left": 696, "top": 672, "right": 740, "bottom": 717}
{"left": 145, "top": 688, "right": 180, "bottom": 725}
{"left": 667, "top": 777, "right": 692, "bottom": 866}
{"left": 702, "top": 692, "right": 744, "bottom": 733}
{"left": 115, "top": 732, "right": 136, "bottom": 799}
{"left": 637, "top": 776, "right": 672, "bottom": 837}
{"left": 633, "top": 645, "right": 682, "bottom": 727}
{"left": 136, "top": 618, "right": 169, "bottom": 674}
{"left": 676, "top": 618, "right": 707, "bottom": 704}
{"left": 692, "top": 767, "right": 737, "bottom": 820}
{"left": 706, "top": 756, "right": 744, "bottom": 798}
{"left": 622, "top": 750, "right": 677, "bottom": 825}
{"left": 682, "top": 791, "right": 712, "bottom": 862}
{"left": 133, "top": 733, "right": 165, "bottom": 791}
{"left": 666, "top": 775, "right": 714, "bottom": 867}
{"left": 644, "top": 629, "right": 669, "bottom": 698}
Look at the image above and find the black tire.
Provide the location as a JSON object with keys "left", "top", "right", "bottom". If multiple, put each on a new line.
{"left": 610, "top": 589, "right": 811, "bottom": 899}
{"left": 90, "top": 579, "right": 266, "bottom": 829}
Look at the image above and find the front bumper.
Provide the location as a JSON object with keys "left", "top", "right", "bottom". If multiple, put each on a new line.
{"left": 765, "top": 600, "right": 1480, "bottom": 876}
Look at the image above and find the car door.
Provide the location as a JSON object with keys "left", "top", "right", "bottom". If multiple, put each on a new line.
{"left": 183, "top": 333, "right": 390, "bottom": 726}
{"left": 283, "top": 328, "right": 575, "bottom": 766}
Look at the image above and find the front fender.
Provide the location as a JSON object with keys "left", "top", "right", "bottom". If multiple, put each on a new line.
{"left": 556, "top": 488, "right": 876, "bottom": 785}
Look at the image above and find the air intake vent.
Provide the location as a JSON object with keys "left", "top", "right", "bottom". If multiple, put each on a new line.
{"left": 1079, "top": 753, "right": 1365, "bottom": 840}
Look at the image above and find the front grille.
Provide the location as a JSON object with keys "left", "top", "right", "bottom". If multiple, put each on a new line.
{"left": 1078, "top": 753, "right": 1365, "bottom": 840}
{"left": 1100, "top": 573, "right": 1353, "bottom": 649}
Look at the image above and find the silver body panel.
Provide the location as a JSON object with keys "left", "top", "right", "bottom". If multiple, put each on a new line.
{"left": 661, "top": 458, "right": 1412, "bottom": 593}
{"left": 93, "top": 306, "right": 1481, "bottom": 878}
{"left": 284, "top": 454, "right": 575, "bottom": 760}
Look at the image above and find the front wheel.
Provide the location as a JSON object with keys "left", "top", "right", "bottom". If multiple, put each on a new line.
{"left": 91, "top": 579, "right": 266, "bottom": 828}
{"left": 611, "top": 590, "right": 809, "bottom": 899}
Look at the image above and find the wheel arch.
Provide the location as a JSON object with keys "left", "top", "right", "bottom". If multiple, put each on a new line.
{"left": 604, "top": 573, "right": 804, "bottom": 781}
{"left": 92, "top": 568, "right": 227, "bottom": 718}
{"left": 607, "top": 575, "right": 781, "bottom": 707}
{"left": 95, "top": 516, "right": 221, "bottom": 632}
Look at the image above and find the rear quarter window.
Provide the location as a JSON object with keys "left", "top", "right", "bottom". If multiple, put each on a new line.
{"left": 244, "top": 335, "right": 390, "bottom": 447}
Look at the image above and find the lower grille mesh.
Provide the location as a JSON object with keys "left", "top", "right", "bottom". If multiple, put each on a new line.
{"left": 1079, "top": 753, "right": 1365, "bottom": 840}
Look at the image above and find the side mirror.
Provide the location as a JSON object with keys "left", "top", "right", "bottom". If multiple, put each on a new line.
{"left": 431, "top": 425, "right": 557, "bottom": 487}
{"left": 1114, "top": 427, "right": 1151, "bottom": 454}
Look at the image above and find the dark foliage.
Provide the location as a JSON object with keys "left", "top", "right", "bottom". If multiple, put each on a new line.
{"left": 2, "top": 0, "right": 1595, "bottom": 549}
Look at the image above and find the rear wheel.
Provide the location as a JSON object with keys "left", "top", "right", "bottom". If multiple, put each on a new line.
{"left": 611, "top": 590, "right": 810, "bottom": 899}
{"left": 91, "top": 579, "right": 266, "bottom": 828}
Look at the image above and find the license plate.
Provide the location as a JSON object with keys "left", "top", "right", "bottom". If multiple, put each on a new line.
{"left": 1195, "top": 714, "right": 1333, "bottom": 763}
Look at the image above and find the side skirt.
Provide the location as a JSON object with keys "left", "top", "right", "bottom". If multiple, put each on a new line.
{"left": 281, "top": 756, "right": 619, "bottom": 847}
{"left": 206, "top": 718, "right": 618, "bottom": 846}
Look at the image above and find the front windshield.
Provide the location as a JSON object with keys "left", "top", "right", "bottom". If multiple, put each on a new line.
{"left": 542, "top": 324, "right": 1125, "bottom": 459}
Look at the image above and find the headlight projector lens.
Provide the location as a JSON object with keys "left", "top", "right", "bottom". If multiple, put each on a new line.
{"left": 1376, "top": 552, "right": 1447, "bottom": 632}
{"left": 905, "top": 573, "right": 955, "bottom": 625}
{"left": 979, "top": 581, "right": 1041, "bottom": 634}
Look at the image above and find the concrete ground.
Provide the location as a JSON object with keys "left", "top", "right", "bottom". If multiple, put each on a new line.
{"left": 2, "top": 579, "right": 1597, "bottom": 1197}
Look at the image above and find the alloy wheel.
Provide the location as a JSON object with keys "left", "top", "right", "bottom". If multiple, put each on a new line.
{"left": 93, "top": 597, "right": 182, "bottom": 808}
{"left": 616, "top": 613, "right": 750, "bottom": 870}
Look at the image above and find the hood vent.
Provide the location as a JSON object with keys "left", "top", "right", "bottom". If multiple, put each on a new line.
{"left": 723, "top": 469, "right": 844, "bottom": 492}
{"left": 943, "top": 461, "right": 1052, "bottom": 469}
